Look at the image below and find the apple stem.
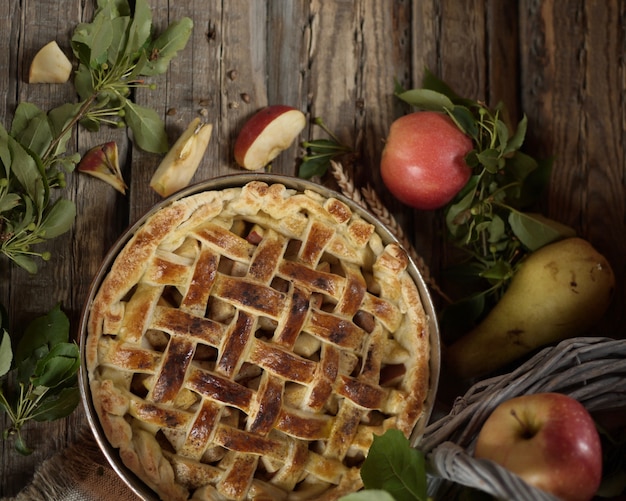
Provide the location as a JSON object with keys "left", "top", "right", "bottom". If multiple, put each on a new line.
{"left": 510, "top": 409, "right": 534, "bottom": 439}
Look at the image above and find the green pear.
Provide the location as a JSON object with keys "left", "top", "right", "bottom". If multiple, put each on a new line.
{"left": 445, "top": 237, "right": 615, "bottom": 380}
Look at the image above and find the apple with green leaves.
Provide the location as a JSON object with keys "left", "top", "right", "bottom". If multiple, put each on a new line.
{"left": 380, "top": 111, "right": 473, "bottom": 210}
{"left": 474, "top": 393, "right": 602, "bottom": 501}
{"left": 234, "top": 105, "right": 306, "bottom": 170}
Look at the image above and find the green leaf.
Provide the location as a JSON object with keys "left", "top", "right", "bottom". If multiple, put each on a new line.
{"left": 48, "top": 103, "right": 82, "bottom": 157}
{"left": 32, "top": 386, "right": 80, "bottom": 422}
{"left": 140, "top": 17, "right": 193, "bottom": 76}
{"left": 298, "top": 155, "right": 333, "bottom": 179}
{"left": 303, "top": 138, "right": 349, "bottom": 154}
{"left": 126, "top": 0, "right": 152, "bottom": 57}
{"left": 480, "top": 259, "right": 512, "bottom": 281}
{"left": 10, "top": 102, "right": 44, "bottom": 139}
{"left": 14, "top": 304, "right": 69, "bottom": 366}
{"left": 508, "top": 211, "right": 576, "bottom": 251}
{"left": 504, "top": 114, "right": 528, "bottom": 155}
{"left": 0, "top": 193, "right": 21, "bottom": 214}
{"left": 6, "top": 136, "right": 44, "bottom": 207}
{"left": 106, "top": 15, "right": 132, "bottom": 65}
{"left": 509, "top": 154, "right": 553, "bottom": 208}
{"left": 395, "top": 88, "right": 454, "bottom": 113}
{"left": 13, "top": 114, "right": 52, "bottom": 160}
{"left": 448, "top": 105, "right": 479, "bottom": 140}
{"left": 421, "top": 67, "right": 461, "bottom": 101}
{"left": 360, "top": 429, "right": 427, "bottom": 501}
{"left": 9, "top": 254, "right": 38, "bottom": 274}
{"left": 74, "top": 66, "right": 95, "bottom": 101}
{"left": 476, "top": 148, "right": 501, "bottom": 173}
{"left": 0, "top": 330, "right": 12, "bottom": 378}
{"left": 486, "top": 214, "right": 506, "bottom": 243}
{"left": 123, "top": 100, "right": 168, "bottom": 153}
{"left": 40, "top": 198, "right": 76, "bottom": 239}
{"left": 72, "top": 6, "right": 115, "bottom": 68}
{"left": 445, "top": 180, "right": 477, "bottom": 237}
{"left": 32, "top": 342, "right": 79, "bottom": 388}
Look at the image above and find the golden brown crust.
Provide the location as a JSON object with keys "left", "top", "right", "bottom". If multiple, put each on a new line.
{"left": 86, "top": 181, "right": 430, "bottom": 500}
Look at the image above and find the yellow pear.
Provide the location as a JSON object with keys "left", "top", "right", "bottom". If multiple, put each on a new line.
{"left": 445, "top": 237, "right": 615, "bottom": 380}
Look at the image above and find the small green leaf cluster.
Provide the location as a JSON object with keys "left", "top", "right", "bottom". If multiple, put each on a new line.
{"left": 298, "top": 117, "right": 354, "bottom": 179}
{"left": 0, "top": 304, "right": 79, "bottom": 455}
{"left": 0, "top": 0, "right": 192, "bottom": 273}
{"left": 71, "top": 0, "right": 192, "bottom": 153}
{"left": 396, "top": 70, "right": 575, "bottom": 325}
{"left": 0, "top": 123, "right": 76, "bottom": 273}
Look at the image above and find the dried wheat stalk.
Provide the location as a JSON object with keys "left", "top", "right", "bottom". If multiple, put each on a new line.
{"left": 329, "top": 160, "right": 450, "bottom": 303}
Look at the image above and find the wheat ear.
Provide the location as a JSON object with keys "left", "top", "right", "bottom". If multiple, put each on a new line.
{"left": 329, "top": 160, "right": 450, "bottom": 303}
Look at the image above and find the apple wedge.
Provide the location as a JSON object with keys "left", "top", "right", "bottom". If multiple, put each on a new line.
{"left": 234, "top": 105, "right": 306, "bottom": 170}
{"left": 29, "top": 41, "right": 73, "bottom": 84}
{"left": 150, "top": 118, "right": 213, "bottom": 198}
{"left": 78, "top": 141, "right": 127, "bottom": 194}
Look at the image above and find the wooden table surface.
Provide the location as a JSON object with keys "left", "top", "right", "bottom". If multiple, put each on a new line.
{"left": 1, "top": 0, "right": 625, "bottom": 497}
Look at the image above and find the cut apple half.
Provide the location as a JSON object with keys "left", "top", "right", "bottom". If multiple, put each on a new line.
{"left": 150, "top": 117, "right": 213, "bottom": 198}
{"left": 29, "top": 41, "right": 73, "bottom": 84}
{"left": 234, "top": 105, "right": 306, "bottom": 170}
{"left": 78, "top": 142, "right": 127, "bottom": 194}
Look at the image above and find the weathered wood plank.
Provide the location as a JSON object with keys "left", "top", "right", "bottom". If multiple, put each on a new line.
{"left": 519, "top": 0, "right": 626, "bottom": 336}
{"left": 0, "top": 0, "right": 84, "bottom": 494}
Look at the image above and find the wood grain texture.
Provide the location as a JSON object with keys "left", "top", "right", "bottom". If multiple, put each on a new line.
{"left": 1, "top": 0, "right": 625, "bottom": 496}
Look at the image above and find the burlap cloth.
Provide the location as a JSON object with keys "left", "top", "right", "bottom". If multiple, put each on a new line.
{"left": 3, "top": 428, "right": 140, "bottom": 501}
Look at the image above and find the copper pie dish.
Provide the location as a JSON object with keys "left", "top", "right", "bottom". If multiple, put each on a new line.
{"left": 78, "top": 173, "right": 440, "bottom": 500}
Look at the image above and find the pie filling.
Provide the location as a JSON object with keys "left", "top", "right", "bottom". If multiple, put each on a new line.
{"left": 85, "top": 180, "right": 431, "bottom": 501}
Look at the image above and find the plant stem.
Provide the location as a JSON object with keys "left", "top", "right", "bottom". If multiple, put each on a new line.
{"left": 41, "top": 94, "right": 97, "bottom": 163}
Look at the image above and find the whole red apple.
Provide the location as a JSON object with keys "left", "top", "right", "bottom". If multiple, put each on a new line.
{"left": 380, "top": 111, "right": 473, "bottom": 210}
{"left": 474, "top": 392, "right": 602, "bottom": 501}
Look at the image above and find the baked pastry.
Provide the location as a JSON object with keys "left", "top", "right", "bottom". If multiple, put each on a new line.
{"left": 85, "top": 179, "right": 432, "bottom": 501}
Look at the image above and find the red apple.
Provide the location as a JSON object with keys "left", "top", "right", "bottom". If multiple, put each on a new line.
{"left": 474, "top": 393, "right": 602, "bottom": 501}
{"left": 234, "top": 105, "right": 306, "bottom": 170}
{"left": 380, "top": 111, "right": 473, "bottom": 210}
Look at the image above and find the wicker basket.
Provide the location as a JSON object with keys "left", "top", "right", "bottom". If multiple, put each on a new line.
{"left": 418, "top": 336, "right": 626, "bottom": 500}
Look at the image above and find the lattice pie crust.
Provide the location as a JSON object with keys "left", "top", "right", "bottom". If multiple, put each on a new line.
{"left": 85, "top": 180, "right": 431, "bottom": 501}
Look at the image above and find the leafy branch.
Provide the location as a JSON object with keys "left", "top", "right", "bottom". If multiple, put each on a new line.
{"left": 0, "top": 304, "right": 79, "bottom": 455}
{"left": 0, "top": 0, "right": 192, "bottom": 273}
{"left": 395, "top": 70, "right": 575, "bottom": 326}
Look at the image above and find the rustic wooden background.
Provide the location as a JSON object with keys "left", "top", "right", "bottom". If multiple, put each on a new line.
{"left": 1, "top": 0, "right": 625, "bottom": 496}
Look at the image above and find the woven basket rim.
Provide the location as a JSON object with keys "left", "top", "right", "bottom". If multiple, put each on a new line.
{"left": 419, "top": 336, "right": 626, "bottom": 500}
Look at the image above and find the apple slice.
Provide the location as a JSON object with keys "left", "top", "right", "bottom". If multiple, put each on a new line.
{"left": 150, "top": 117, "right": 213, "bottom": 198}
{"left": 78, "top": 141, "right": 127, "bottom": 194}
{"left": 29, "top": 41, "right": 73, "bottom": 84}
{"left": 234, "top": 105, "right": 306, "bottom": 170}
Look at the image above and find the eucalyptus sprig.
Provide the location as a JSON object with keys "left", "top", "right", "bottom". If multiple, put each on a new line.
{"left": 0, "top": 304, "right": 79, "bottom": 455}
{"left": 396, "top": 70, "right": 575, "bottom": 324}
{"left": 0, "top": 0, "right": 192, "bottom": 273}
{"left": 299, "top": 117, "right": 354, "bottom": 179}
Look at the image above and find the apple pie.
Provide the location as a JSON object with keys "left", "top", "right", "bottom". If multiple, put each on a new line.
{"left": 84, "top": 179, "right": 433, "bottom": 501}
